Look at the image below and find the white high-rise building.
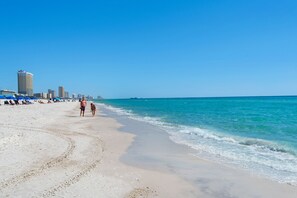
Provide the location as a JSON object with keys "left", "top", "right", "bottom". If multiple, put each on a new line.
{"left": 17, "top": 70, "right": 33, "bottom": 96}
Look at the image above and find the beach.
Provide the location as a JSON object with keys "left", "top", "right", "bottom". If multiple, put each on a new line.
{"left": 1, "top": 102, "right": 297, "bottom": 198}
{"left": 0, "top": 102, "right": 195, "bottom": 197}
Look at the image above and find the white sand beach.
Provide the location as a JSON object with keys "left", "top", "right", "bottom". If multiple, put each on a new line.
{"left": 0, "top": 103, "right": 195, "bottom": 197}
{"left": 1, "top": 102, "right": 297, "bottom": 197}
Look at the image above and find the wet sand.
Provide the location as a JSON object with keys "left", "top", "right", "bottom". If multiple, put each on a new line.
{"left": 1, "top": 102, "right": 297, "bottom": 197}
{"left": 101, "top": 104, "right": 297, "bottom": 198}
{"left": 0, "top": 102, "right": 196, "bottom": 197}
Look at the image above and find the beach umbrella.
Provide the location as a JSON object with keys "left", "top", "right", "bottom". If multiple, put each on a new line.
{"left": 17, "top": 96, "right": 25, "bottom": 100}
{"left": 5, "top": 96, "right": 15, "bottom": 100}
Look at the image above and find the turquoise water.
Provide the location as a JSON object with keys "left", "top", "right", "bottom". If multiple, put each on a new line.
{"left": 95, "top": 97, "right": 297, "bottom": 184}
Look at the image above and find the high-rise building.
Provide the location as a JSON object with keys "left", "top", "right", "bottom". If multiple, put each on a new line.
{"left": 58, "top": 86, "right": 65, "bottom": 98}
{"left": 47, "top": 93, "right": 52, "bottom": 99}
{"left": 17, "top": 70, "right": 33, "bottom": 96}
{"left": 48, "top": 89, "right": 56, "bottom": 98}
{"left": 34, "top": 92, "right": 47, "bottom": 99}
{"left": 65, "top": 91, "right": 69, "bottom": 98}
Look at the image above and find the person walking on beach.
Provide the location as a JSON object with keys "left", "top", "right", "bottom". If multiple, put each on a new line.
{"left": 80, "top": 97, "right": 87, "bottom": 117}
{"left": 91, "top": 103, "right": 96, "bottom": 117}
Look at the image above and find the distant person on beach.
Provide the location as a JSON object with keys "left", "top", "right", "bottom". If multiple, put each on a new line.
{"left": 90, "top": 103, "right": 96, "bottom": 116}
{"left": 80, "top": 97, "right": 87, "bottom": 117}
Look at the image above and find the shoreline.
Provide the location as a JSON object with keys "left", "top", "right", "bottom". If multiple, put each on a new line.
{"left": 1, "top": 102, "right": 297, "bottom": 197}
{"left": 0, "top": 102, "right": 197, "bottom": 197}
{"left": 99, "top": 104, "right": 297, "bottom": 198}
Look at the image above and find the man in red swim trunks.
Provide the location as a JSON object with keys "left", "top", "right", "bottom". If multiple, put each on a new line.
{"left": 80, "top": 97, "right": 87, "bottom": 117}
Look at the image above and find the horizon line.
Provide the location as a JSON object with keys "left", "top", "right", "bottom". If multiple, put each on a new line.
{"left": 100, "top": 94, "right": 297, "bottom": 100}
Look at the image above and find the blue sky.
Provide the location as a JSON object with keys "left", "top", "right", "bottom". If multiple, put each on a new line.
{"left": 0, "top": 0, "right": 296, "bottom": 98}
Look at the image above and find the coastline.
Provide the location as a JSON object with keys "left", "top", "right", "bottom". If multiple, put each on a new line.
{"left": 100, "top": 104, "right": 297, "bottom": 198}
{"left": 0, "top": 102, "right": 196, "bottom": 197}
{"left": 1, "top": 102, "right": 297, "bottom": 197}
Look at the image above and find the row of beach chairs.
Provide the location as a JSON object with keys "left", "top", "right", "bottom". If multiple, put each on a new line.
{"left": 0, "top": 99, "right": 35, "bottom": 106}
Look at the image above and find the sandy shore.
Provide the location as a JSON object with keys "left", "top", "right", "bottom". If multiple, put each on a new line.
{"left": 0, "top": 102, "right": 195, "bottom": 197}
{"left": 102, "top": 105, "right": 297, "bottom": 198}
{"left": 1, "top": 102, "right": 297, "bottom": 197}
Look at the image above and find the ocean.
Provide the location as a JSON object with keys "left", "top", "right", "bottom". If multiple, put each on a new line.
{"left": 95, "top": 96, "right": 297, "bottom": 185}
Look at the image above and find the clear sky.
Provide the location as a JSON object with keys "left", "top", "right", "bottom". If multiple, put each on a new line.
{"left": 0, "top": 0, "right": 296, "bottom": 98}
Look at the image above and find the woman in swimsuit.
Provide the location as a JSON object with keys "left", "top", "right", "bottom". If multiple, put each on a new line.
{"left": 90, "top": 103, "right": 96, "bottom": 117}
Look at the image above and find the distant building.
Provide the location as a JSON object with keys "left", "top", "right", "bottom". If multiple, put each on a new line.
{"left": 0, "top": 89, "right": 16, "bottom": 96}
{"left": 97, "top": 96, "right": 103, "bottom": 100}
{"left": 47, "top": 93, "right": 52, "bottom": 99}
{"left": 58, "top": 86, "right": 65, "bottom": 98}
{"left": 64, "top": 91, "right": 69, "bottom": 98}
{"left": 17, "top": 70, "right": 33, "bottom": 96}
{"left": 34, "top": 92, "right": 47, "bottom": 99}
{"left": 72, "top": 93, "right": 77, "bottom": 99}
{"left": 86, "top": 95, "right": 94, "bottom": 100}
{"left": 48, "top": 89, "right": 56, "bottom": 98}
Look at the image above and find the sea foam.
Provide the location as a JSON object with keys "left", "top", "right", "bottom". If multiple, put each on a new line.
{"left": 96, "top": 103, "right": 297, "bottom": 185}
